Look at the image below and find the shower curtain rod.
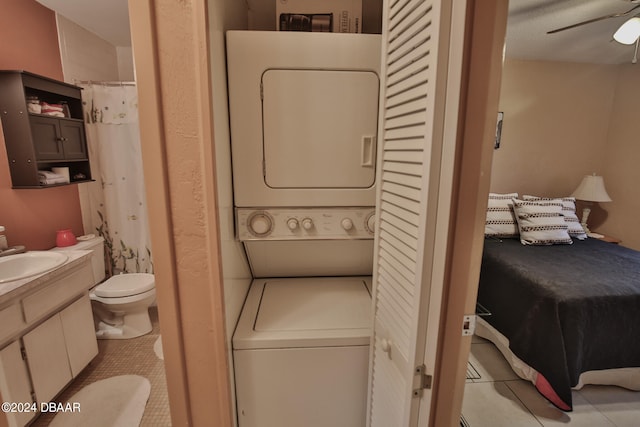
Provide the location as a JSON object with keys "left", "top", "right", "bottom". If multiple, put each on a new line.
{"left": 75, "top": 80, "right": 136, "bottom": 86}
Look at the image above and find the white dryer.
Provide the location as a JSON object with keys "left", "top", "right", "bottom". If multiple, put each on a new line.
{"left": 226, "top": 31, "right": 381, "bottom": 207}
{"left": 233, "top": 277, "right": 371, "bottom": 427}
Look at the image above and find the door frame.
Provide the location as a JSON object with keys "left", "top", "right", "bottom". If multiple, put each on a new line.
{"left": 425, "top": 1, "right": 509, "bottom": 425}
{"left": 127, "top": 0, "right": 508, "bottom": 426}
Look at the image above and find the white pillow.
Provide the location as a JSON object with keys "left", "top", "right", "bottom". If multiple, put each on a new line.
{"left": 485, "top": 193, "right": 519, "bottom": 238}
{"left": 523, "top": 195, "right": 587, "bottom": 240}
{"left": 512, "top": 198, "right": 573, "bottom": 245}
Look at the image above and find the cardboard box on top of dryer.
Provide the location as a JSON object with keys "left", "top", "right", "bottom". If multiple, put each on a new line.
{"left": 276, "top": 0, "right": 362, "bottom": 33}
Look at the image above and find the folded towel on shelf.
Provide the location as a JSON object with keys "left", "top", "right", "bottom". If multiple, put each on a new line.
{"left": 38, "top": 170, "right": 68, "bottom": 185}
{"left": 40, "top": 102, "right": 65, "bottom": 117}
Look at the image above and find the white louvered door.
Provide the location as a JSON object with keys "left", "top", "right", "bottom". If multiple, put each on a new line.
{"left": 368, "top": 0, "right": 467, "bottom": 425}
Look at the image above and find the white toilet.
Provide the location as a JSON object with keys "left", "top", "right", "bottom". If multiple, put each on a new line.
{"left": 51, "top": 236, "right": 156, "bottom": 339}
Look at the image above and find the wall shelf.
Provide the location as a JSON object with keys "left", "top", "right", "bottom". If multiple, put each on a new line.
{"left": 0, "top": 70, "right": 92, "bottom": 189}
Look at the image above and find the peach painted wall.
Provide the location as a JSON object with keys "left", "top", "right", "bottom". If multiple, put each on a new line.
{"left": 491, "top": 58, "right": 640, "bottom": 250}
{"left": 600, "top": 65, "right": 640, "bottom": 250}
{"left": 0, "top": 0, "right": 84, "bottom": 250}
{"left": 491, "top": 59, "right": 617, "bottom": 197}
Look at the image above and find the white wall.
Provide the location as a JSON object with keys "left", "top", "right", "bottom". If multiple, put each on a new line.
{"left": 208, "top": 2, "right": 251, "bottom": 426}
{"left": 208, "top": 0, "right": 251, "bottom": 345}
{"left": 56, "top": 14, "right": 120, "bottom": 83}
{"left": 56, "top": 14, "right": 134, "bottom": 84}
{"left": 117, "top": 46, "right": 135, "bottom": 81}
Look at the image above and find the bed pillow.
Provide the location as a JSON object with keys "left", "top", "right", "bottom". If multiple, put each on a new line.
{"left": 512, "top": 198, "right": 573, "bottom": 245}
{"left": 523, "top": 195, "right": 587, "bottom": 240}
{"left": 485, "top": 193, "right": 519, "bottom": 238}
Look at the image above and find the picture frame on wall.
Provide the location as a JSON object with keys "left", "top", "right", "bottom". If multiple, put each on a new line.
{"left": 495, "top": 111, "right": 504, "bottom": 149}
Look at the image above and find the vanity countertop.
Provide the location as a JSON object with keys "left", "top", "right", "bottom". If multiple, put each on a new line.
{"left": 0, "top": 250, "right": 92, "bottom": 304}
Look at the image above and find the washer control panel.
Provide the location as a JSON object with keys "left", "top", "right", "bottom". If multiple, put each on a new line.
{"left": 237, "top": 207, "right": 376, "bottom": 241}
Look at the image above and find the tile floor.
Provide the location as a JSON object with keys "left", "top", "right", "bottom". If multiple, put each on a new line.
{"left": 32, "top": 307, "right": 171, "bottom": 426}
{"left": 462, "top": 335, "right": 640, "bottom": 427}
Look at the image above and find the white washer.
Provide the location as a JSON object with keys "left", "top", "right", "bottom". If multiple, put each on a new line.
{"left": 233, "top": 277, "right": 371, "bottom": 427}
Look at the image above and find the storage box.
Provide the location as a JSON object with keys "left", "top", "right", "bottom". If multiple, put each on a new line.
{"left": 276, "top": 0, "right": 362, "bottom": 33}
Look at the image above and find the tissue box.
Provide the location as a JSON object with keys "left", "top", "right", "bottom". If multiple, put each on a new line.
{"left": 276, "top": 0, "right": 362, "bottom": 33}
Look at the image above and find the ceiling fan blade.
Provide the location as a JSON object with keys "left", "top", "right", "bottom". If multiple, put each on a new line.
{"left": 547, "top": 4, "right": 640, "bottom": 34}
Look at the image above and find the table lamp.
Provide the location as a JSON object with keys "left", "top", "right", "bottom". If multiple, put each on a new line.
{"left": 571, "top": 174, "right": 612, "bottom": 236}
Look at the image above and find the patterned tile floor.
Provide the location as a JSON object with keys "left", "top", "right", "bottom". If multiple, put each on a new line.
{"left": 32, "top": 307, "right": 170, "bottom": 426}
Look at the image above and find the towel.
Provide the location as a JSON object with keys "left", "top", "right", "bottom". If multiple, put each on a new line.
{"left": 41, "top": 102, "right": 65, "bottom": 117}
{"left": 38, "top": 171, "right": 68, "bottom": 185}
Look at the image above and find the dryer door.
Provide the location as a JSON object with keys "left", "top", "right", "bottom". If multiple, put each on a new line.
{"left": 262, "top": 69, "right": 379, "bottom": 189}
{"left": 227, "top": 31, "right": 382, "bottom": 207}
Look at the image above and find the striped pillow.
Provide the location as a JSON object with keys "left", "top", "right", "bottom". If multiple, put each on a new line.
{"left": 512, "top": 198, "right": 573, "bottom": 245}
{"left": 523, "top": 195, "right": 587, "bottom": 240}
{"left": 485, "top": 193, "right": 519, "bottom": 238}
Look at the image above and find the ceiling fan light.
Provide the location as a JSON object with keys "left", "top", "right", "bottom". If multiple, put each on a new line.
{"left": 614, "top": 17, "right": 640, "bottom": 44}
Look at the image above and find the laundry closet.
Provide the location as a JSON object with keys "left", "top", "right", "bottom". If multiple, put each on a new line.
{"left": 205, "top": 1, "right": 471, "bottom": 426}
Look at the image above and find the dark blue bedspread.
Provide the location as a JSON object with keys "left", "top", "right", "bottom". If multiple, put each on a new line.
{"left": 477, "top": 237, "right": 640, "bottom": 410}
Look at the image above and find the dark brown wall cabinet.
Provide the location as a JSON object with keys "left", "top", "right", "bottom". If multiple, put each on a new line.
{"left": 0, "top": 70, "right": 92, "bottom": 188}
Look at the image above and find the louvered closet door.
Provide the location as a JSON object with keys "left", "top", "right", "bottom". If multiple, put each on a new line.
{"left": 369, "top": 0, "right": 464, "bottom": 425}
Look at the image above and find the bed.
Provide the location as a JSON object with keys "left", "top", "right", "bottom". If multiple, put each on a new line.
{"left": 476, "top": 237, "right": 640, "bottom": 411}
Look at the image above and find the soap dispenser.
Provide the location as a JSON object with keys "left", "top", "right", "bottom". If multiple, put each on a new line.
{"left": 0, "top": 226, "right": 7, "bottom": 251}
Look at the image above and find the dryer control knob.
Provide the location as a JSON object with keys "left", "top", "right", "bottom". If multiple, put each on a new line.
{"left": 302, "top": 218, "right": 314, "bottom": 230}
{"left": 341, "top": 218, "right": 354, "bottom": 231}
{"left": 365, "top": 213, "right": 376, "bottom": 234}
{"left": 287, "top": 218, "right": 299, "bottom": 230}
{"left": 248, "top": 213, "right": 273, "bottom": 236}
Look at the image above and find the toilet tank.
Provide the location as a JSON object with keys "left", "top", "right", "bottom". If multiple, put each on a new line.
{"left": 51, "top": 236, "right": 106, "bottom": 285}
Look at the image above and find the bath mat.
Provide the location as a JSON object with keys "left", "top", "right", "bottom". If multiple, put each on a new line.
{"left": 49, "top": 375, "right": 150, "bottom": 427}
{"left": 154, "top": 336, "right": 164, "bottom": 360}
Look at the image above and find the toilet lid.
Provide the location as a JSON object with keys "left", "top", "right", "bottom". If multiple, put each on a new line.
{"left": 94, "top": 273, "right": 155, "bottom": 298}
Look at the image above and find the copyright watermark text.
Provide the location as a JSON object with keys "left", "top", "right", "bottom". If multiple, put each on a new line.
{"left": 2, "top": 401, "right": 81, "bottom": 413}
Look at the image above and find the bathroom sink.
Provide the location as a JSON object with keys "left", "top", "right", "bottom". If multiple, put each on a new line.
{"left": 0, "top": 252, "right": 69, "bottom": 283}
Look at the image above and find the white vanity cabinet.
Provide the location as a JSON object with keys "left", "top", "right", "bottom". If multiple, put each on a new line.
{"left": 0, "top": 254, "right": 97, "bottom": 427}
{"left": 23, "top": 313, "right": 72, "bottom": 404}
{"left": 0, "top": 342, "right": 33, "bottom": 427}
{"left": 60, "top": 295, "right": 98, "bottom": 377}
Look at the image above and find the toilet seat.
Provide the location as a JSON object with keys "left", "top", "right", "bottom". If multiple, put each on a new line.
{"left": 94, "top": 273, "right": 155, "bottom": 298}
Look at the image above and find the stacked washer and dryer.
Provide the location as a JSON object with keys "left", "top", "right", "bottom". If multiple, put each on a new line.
{"left": 227, "top": 31, "right": 381, "bottom": 427}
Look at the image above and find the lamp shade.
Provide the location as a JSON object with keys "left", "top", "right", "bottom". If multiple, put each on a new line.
{"left": 614, "top": 17, "right": 640, "bottom": 45}
{"left": 571, "top": 174, "right": 612, "bottom": 202}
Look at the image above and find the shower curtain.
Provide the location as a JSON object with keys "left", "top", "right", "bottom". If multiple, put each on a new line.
{"left": 80, "top": 83, "right": 153, "bottom": 275}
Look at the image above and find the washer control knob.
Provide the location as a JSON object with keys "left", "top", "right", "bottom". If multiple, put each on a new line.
{"left": 341, "top": 218, "right": 354, "bottom": 231}
{"left": 302, "top": 218, "right": 314, "bottom": 230}
{"left": 366, "top": 213, "right": 376, "bottom": 234}
{"left": 248, "top": 213, "right": 273, "bottom": 236}
{"left": 287, "top": 218, "right": 299, "bottom": 230}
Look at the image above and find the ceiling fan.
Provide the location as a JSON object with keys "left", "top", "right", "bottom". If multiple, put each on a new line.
{"left": 547, "top": 0, "right": 640, "bottom": 44}
{"left": 547, "top": 0, "right": 640, "bottom": 63}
